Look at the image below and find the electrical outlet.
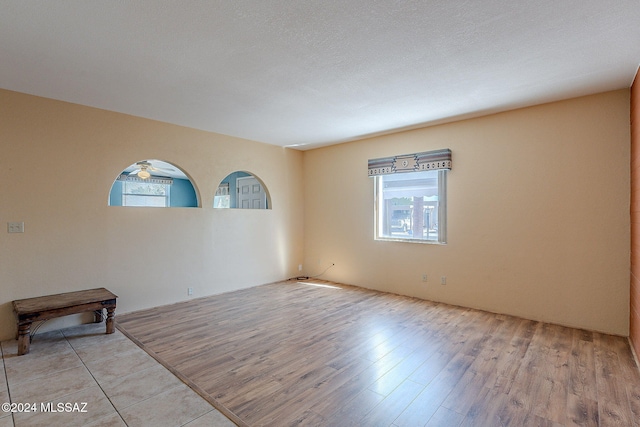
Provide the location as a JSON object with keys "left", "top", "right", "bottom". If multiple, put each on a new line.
{"left": 441, "top": 276, "right": 447, "bottom": 285}
{"left": 422, "top": 274, "right": 428, "bottom": 282}
{"left": 298, "top": 264, "right": 303, "bottom": 271}
{"left": 188, "top": 287, "right": 193, "bottom": 296}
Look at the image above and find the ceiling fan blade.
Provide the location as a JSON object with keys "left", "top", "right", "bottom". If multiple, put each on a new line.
{"left": 148, "top": 165, "right": 175, "bottom": 173}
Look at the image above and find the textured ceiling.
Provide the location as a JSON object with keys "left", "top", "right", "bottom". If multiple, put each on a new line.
{"left": 1, "top": 1, "right": 640, "bottom": 149}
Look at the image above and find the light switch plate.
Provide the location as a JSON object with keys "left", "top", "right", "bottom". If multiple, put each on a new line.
{"left": 8, "top": 222, "right": 24, "bottom": 233}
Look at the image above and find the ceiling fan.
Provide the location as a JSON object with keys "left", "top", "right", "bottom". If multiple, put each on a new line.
{"left": 127, "top": 160, "right": 174, "bottom": 179}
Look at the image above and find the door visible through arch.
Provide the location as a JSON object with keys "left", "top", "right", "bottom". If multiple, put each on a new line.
{"left": 237, "top": 176, "right": 266, "bottom": 209}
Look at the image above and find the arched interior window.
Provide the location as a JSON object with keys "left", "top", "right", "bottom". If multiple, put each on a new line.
{"left": 214, "top": 171, "right": 271, "bottom": 209}
{"left": 109, "top": 159, "right": 198, "bottom": 207}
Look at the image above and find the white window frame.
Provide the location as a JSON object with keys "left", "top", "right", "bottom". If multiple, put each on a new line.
{"left": 374, "top": 169, "right": 447, "bottom": 244}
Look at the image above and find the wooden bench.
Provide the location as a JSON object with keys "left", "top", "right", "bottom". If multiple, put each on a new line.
{"left": 12, "top": 288, "right": 117, "bottom": 355}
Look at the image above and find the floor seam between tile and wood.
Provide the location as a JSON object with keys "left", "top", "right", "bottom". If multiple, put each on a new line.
{"left": 0, "top": 324, "right": 235, "bottom": 427}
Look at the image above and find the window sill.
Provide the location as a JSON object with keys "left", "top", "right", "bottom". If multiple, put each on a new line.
{"left": 374, "top": 236, "right": 446, "bottom": 245}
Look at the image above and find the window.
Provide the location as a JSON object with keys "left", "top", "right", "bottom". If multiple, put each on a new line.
{"left": 375, "top": 170, "right": 447, "bottom": 243}
{"left": 369, "top": 149, "right": 451, "bottom": 244}
{"left": 122, "top": 180, "right": 170, "bottom": 207}
{"left": 214, "top": 183, "right": 230, "bottom": 208}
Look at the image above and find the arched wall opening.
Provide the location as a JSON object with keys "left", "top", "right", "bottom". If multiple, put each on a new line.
{"left": 108, "top": 159, "right": 199, "bottom": 207}
{"left": 214, "top": 171, "right": 271, "bottom": 209}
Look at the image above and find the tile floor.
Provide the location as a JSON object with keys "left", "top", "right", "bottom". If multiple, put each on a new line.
{"left": 0, "top": 323, "right": 235, "bottom": 427}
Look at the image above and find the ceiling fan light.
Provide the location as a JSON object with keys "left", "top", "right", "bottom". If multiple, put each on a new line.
{"left": 138, "top": 170, "right": 151, "bottom": 179}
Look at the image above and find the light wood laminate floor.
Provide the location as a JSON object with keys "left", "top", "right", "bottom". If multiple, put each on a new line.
{"left": 117, "top": 280, "right": 640, "bottom": 427}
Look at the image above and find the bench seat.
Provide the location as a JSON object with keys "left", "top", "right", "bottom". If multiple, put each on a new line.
{"left": 12, "top": 287, "right": 117, "bottom": 355}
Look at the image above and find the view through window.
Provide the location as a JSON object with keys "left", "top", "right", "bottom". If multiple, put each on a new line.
{"left": 122, "top": 180, "right": 170, "bottom": 207}
{"left": 375, "top": 169, "right": 446, "bottom": 243}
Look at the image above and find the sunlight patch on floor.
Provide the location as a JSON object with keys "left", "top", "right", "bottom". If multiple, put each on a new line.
{"left": 297, "top": 281, "right": 342, "bottom": 289}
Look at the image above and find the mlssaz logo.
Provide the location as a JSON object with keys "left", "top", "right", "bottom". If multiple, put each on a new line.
{"left": 41, "top": 402, "right": 88, "bottom": 413}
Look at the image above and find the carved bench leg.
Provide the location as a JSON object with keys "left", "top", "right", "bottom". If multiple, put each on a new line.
{"left": 17, "top": 322, "right": 31, "bottom": 355}
{"left": 94, "top": 309, "right": 104, "bottom": 323}
{"left": 106, "top": 307, "right": 115, "bottom": 334}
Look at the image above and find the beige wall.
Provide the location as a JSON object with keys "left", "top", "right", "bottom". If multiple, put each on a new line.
{"left": 0, "top": 88, "right": 631, "bottom": 340}
{"left": 303, "top": 90, "right": 630, "bottom": 335}
{"left": 0, "top": 89, "right": 304, "bottom": 341}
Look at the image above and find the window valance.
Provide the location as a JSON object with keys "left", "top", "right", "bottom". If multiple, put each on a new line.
{"left": 368, "top": 149, "right": 452, "bottom": 176}
{"left": 117, "top": 174, "right": 174, "bottom": 185}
